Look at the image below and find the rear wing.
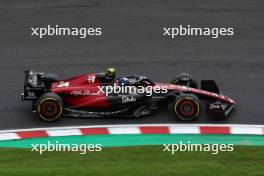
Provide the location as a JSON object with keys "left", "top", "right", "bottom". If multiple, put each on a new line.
{"left": 21, "top": 70, "right": 46, "bottom": 101}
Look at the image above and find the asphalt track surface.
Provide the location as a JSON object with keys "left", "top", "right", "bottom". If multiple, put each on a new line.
{"left": 0, "top": 0, "right": 263, "bottom": 130}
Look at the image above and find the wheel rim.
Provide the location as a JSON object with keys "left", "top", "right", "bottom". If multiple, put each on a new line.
{"left": 38, "top": 98, "right": 62, "bottom": 121}
{"left": 175, "top": 97, "right": 200, "bottom": 120}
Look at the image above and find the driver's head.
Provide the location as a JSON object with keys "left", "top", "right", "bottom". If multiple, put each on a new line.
{"left": 119, "top": 77, "right": 130, "bottom": 86}
{"left": 105, "top": 67, "right": 116, "bottom": 79}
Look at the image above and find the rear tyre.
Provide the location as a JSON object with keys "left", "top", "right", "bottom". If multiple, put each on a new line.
{"left": 173, "top": 94, "right": 200, "bottom": 121}
{"left": 171, "top": 73, "right": 198, "bottom": 88}
{"left": 36, "top": 92, "right": 63, "bottom": 122}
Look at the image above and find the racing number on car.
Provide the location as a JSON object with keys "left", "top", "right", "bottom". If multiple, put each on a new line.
{"left": 87, "top": 76, "right": 96, "bottom": 83}
{"left": 57, "top": 81, "right": 69, "bottom": 88}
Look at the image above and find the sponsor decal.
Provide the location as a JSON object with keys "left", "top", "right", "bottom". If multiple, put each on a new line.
{"left": 210, "top": 103, "right": 222, "bottom": 110}
{"left": 57, "top": 81, "right": 69, "bottom": 88}
{"left": 121, "top": 96, "right": 136, "bottom": 103}
{"left": 70, "top": 90, "right": 100, "bottom": 96}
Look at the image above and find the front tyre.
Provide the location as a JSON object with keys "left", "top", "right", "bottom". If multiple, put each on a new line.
{"left": 174, "top": 94, "right": 200, "bottom": 121}
{"left": 36, "top": 92, "right": 63, "bottom": 121}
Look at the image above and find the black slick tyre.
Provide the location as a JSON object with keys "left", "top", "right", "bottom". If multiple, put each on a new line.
{"left": 174, "top": 94, "right": 200, "bottom": 121}
{"left": 36, "top": 92, "right": 63, "bottom": 121}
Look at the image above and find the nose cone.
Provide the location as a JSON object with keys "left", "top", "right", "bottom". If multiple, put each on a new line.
{"left": 221, "top": 95, "right": 236, "bottom": 105}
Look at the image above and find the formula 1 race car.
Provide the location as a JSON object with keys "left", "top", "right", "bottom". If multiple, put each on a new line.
{"left": 21, "top": 68, "right": 235, "bottom": 122}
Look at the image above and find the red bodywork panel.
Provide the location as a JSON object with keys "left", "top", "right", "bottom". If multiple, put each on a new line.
{"left": 50, "top": 73, "right": 235, "bottom": 109}
{"left": 51, "top": 73, "right": 110, "bottom": 108}
{"left": 155, "top": 83, "right": 235, "bottom": 105}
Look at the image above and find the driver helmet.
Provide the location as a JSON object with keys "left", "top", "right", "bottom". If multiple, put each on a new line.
{"left": 119, "top": 77, "right": 130, "bottom": 86}
{"left": 106, "top": 67, "right": 116, "bottom": 79}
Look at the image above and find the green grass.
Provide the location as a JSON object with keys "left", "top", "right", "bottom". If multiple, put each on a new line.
{"left": 0, "top": 146, "right": 263, "bottom": 176}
